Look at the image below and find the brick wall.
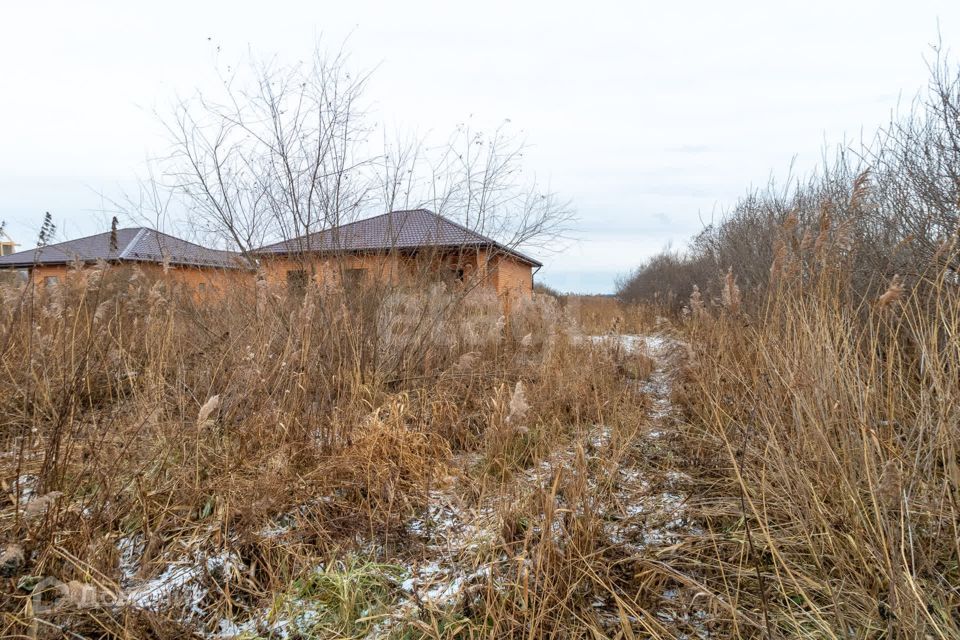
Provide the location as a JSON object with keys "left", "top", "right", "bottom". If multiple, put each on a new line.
{"left": 138, "top": 264, "right": 248, "bottom": 297}
{"left": 492, "top": 254, "right": 533, "bottom": 300}
{"left": 30, "top": 264, "right": 70, "bottom": 285}
{"left": 13, "top": 250, "right": 535, "bottom": 308}
{"left": 259, "top": 254, "right": 402, "bottom": 291}
{"left": 262, "top": 250, "right": 533, "bottom": 308}
{"left": 18, "top": 263, "right": 245, "bottom": 298}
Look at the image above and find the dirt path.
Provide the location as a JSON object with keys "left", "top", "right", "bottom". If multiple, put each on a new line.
{"left": 598, "top": 333, "right": 708, "bottom": 638}
{"left": 592, "top": 333, "right": 698, "bottom": 557}
{"left": 360, "top": 332, "right": 706, "bottom": 638}
{"left": 374, "top": 333, "right": 705, "bottom": 637}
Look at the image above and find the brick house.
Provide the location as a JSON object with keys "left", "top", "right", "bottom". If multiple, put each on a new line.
{"left": 0, "top": 227, "right": 247, "bottom": 292}
{"left": 254, "top": 209, "right": 541, "bottom": 302}
{"left": 0, "top": 210, "right": 541, "bottom": 303}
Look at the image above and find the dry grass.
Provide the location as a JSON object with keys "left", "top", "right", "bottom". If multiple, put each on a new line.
{"left": 0, "top": 267, "right": 680, "bottom": 639}
{"left": 608, "top": 53, "right": 960, "bottom": 635}
{"left": 666, "top": 224, "right": 960, "bottom": 638}
{"left": 562, "top": 295, "right": 658, "bottom": 335}
{"left": 3, "top": 231, "right": 956, "bottom": 639}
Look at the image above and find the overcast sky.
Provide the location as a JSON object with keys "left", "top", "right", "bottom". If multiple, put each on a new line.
{"left": 2, "top": 1, "right": 959, "bottom": 292}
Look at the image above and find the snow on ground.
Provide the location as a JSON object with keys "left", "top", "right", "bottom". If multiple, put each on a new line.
{"left": 363, "top": 483, "right": 501, "bottom": 636}
{"left": 117, "top": 535, "right": 145, "bottom": 583}
{"left": 401, "top": 487, "right": 498, "bottom": 601}
{"left": 111, "top": 535, "right": 245, "bottom": 626}
{"left": 126, "top": 562, "right": 208, "bottom": 615}
{"left": 11, "top": 474, "right": 39, "bottom": 502}
{"left": 213, "top": 595, "right": 323, "bottom": 640}
{"left": 208, "top": 480, "right": 504, "bottom": 638}
{"left": 590, "top": 333, "right": 710, "bottom": 635}
{"left": 587, "top": 332, "right": 669, "bottom": 356}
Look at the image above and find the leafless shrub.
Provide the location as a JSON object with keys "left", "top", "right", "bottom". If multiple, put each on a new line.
{"left": 619, "top": 49, "right": 960, "bottom": 310}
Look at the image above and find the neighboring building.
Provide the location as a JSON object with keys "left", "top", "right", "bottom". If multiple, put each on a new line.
{"left": 0, "top": 211, "right": 542, "bottom": 304}
{"left": 254, "top": 209, "right": 541, "bottom": 301}
{"left": 0, "top": 227, "right": 247, "bottom": 292}
{"left": 1, "top": 230, "right": 17, "bottom": 257}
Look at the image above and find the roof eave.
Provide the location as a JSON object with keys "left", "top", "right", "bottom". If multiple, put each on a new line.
{"left": 0, "top": 257, "right": 248, "bottom": 271}
{"left": 250, "top": 242, "right": 542, "bottom": 267}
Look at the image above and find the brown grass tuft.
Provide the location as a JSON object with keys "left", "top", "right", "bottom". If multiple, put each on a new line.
{"left": 877, "top": 274, "right": 905, "bottom": 307}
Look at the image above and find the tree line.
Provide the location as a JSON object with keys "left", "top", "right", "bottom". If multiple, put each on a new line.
{"left": 618, "top": 47, "right": 960, "bottom": 311}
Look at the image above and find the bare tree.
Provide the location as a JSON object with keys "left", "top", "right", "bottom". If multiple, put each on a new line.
{"left": 159, "top": 45, "right": 373, "bottom": 257}
{"left": 866, "top": 45, "right": 960, "bottom": 276}
{"left": 153, "top": 44, "right": 572, "bottom": 264}
{"left": 423, "top": 122, "right": 574, "bottom": 252}
{"left": 138, "top": 42, "right": 574, "bottom": 384}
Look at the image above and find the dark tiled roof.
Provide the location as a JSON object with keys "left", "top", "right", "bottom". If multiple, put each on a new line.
{"left": 0, "top": 228, "right": 245, "bottom": 270}
{"left": 254, "top": 209, "right": 541, "bottom": 267}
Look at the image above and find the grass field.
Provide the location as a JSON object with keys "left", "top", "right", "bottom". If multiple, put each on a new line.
{"left": 1, "top": 257, "right": 957, "bottom": 638}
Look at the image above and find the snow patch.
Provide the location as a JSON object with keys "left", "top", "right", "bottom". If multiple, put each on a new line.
{"left": 11, "top": 474, "right": 39, "bottom": 502}
{"left": 123, "top": 549, "right": 243, "bottom": 620}
{"left": 117, "top": 535, "right": 145, "bottom": 584}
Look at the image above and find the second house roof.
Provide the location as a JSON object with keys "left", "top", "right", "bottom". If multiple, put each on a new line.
{"left": 254, "top": 209, "right": 542, "bottom": 266}
{"left": 0, "top": 228, "right": 245, "bottom": 269}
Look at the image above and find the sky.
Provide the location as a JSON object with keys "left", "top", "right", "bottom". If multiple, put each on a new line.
{"left": 2, "top": 1, "right": 960, "bottom": 293}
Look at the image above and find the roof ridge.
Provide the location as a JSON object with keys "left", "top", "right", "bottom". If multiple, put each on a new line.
{"left": 14, "top": 227, "right": 139, "bottom": 256}
{"left": 0, "top": 226, "right": 248, "bottom": 269}
{"left": 118, "top": 228, "right": 148, "bottom": 260}
{"left": 423, "top": 210, "right": 541, "bottom": 266}
{"left": 425, "top": 210, "right": 501, "bottom": 246}
{"left": 122, "top": 227, "right": 240, "bottom": 255}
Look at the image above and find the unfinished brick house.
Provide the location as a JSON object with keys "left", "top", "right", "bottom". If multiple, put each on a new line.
{"left": 254, "top": 209, "right": 541, "bottom": 302}
{"left": 0, "top": 227, "right": 247, "bottom": 292}
{"left": 0, "top": 211, "right": 541, "bottom": 305}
